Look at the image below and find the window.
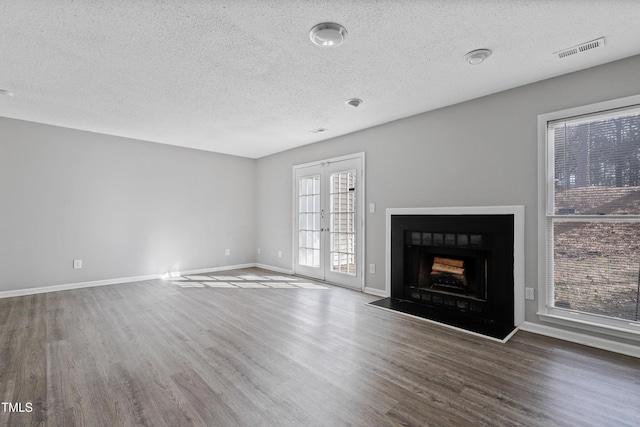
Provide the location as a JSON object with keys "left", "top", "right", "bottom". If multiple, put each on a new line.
{"left": 540, "top": 96, "right": 640, "bottom": 339}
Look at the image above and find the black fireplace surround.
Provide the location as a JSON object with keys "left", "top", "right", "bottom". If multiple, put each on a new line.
{"left": 371, "top": 214, "right": 516, "bottom": 340}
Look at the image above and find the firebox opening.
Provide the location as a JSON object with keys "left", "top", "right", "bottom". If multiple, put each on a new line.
{"left": 403, "top": 229, "right": 493, "bottom": 308}
{"left": 407, "top": 250, "right": 487, "bottom": 299}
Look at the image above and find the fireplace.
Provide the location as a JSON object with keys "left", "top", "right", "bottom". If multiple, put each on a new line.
{"left": 371, "top": 206, "right": 524, "bottom": 341}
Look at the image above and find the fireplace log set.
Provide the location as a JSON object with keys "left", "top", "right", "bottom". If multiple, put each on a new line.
{"left": 421, "top": 257, "right": 468, "bottom": 292}
{"left": 431, "top": 257, "right": 467, "bottom": 288}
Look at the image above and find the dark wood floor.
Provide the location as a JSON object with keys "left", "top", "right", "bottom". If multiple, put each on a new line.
{"left": 1, "top": 267, "right": 639, "bottom": 426}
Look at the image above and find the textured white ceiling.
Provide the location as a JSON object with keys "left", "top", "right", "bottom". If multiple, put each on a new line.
{"left": 1, "top": 1, "right": 640, "bottom": 158}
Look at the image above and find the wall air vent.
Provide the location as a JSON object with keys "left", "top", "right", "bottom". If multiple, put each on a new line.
{"left": 555, "top": 37, "right": 605, "bottom": 59}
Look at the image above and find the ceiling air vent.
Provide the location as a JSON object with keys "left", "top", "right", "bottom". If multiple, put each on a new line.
{"left": 555, "top": 37, "right": 605, "bottom": 59}
{"left": 309, "top": 127, "right": 328, "bottom": 134}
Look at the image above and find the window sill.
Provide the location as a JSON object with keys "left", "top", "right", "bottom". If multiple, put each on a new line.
{"left": 537, "top": 311, "right": 640, "bottom": 343}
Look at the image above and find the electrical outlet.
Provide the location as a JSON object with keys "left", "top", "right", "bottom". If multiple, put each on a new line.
{"left": 278, "top": 251, "right": 282, "bottom": 258}
{"left": 525, "top": 287, "right": 535, "bottom": 300}
{"left": 369, "top": 203, "right": 376, "bottom": 213}
{"left": 257, "top": 248, "right": 261, "bottom": 254}
{"left": 369, "top": 264, "right": 376, "bottom": 274}
{"left": 73, "top": 259, "right": 82, "bottom": 269}
{"left": 225, "top": 249, "right": 230, "bottom": 256}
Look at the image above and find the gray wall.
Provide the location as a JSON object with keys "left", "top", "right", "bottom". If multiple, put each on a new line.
{"left": 0, "top": 118, "right": 256, "bottom": 292}
{"left": 255, "top": 54, "right": 640, "bottom": 323}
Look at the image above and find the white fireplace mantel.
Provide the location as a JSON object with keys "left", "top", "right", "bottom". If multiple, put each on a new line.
{"left": 385, "top": 205, "right": 525, "bottom": 327}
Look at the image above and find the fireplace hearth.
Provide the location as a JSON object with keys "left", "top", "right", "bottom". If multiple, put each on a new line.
{"left": 370, "top": 207, "right": 524, "bottom": 341}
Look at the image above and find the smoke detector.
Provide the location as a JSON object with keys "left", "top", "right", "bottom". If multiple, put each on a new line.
{"left": 345, "top": 98, "right": 363, "bottom": 108}
{"left": 555, "top": 37, "right": 605, "bottom": 59}
{"left": 464, "top": 49, "right": 492, "bottom": 65}
{"left": 309, "top": 23, "right": 347, "bottom": 47}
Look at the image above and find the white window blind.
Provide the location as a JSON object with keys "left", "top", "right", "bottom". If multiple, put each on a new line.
{"left": 546, "top": 104, "right": 640, "bottom": 326}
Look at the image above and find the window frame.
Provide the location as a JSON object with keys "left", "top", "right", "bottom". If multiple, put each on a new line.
{"left": 537, "top": 94, "right": 640, "bottom": 342}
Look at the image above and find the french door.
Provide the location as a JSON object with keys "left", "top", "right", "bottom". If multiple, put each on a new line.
{"left": 294, "top": 155, "right": 364, "bottom": 290}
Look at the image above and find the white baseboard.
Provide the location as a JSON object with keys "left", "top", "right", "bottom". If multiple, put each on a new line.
{"left": 0, "top": 263, "right": 257, "bottom": 299}
{"left": 254, "top": 263, "right": 294, "bottom": 275}
{"left": 363, "top": 286, "right": 388, "bottom": 297}
{"left": 519, "top": 321, "right": 640, "bottom": 359}
{"left": 0, "top": 273, "right": 163, "bottom": 299}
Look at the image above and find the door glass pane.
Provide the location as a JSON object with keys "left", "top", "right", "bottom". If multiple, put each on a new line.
{"left": 329, "top": 170, "right": 356, "bottom": 276}
{"left": 348, "top": 192, "right": 355, "bottom": 211}
{"left": 298, "top": 175, "right": 321, "bottom": 268}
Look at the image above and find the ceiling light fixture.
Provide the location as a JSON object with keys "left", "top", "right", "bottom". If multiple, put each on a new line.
{"left": 345, "top": 98, "right": 362, "bottom": 108}
{"left": 309, "top": 23, "right": 347, "bottom": 47}
{"left": 464, "top": 49, "right": 492, "bottom": 65}
{"left": 0, "top": 89, "right": 14, "bottom": 98}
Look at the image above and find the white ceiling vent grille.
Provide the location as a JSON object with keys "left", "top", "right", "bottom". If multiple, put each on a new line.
{"left": 555, "top": 37, "right": 605, "bottom": 59}
{"left": 309, "top": 127, "right": 328, "bottom": 134}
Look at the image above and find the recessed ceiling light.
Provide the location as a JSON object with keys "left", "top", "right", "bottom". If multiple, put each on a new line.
{"left": 464, "top": 49, "right": 492, "bottom": 65}
{"left": 345, "top": 98, "right": 363, "bottom": 108}
{"left": 0, "top": 89, "right": 14, "bottom": 98}
{"left": 309, "top": 23, "right": 347, "bottom": 47}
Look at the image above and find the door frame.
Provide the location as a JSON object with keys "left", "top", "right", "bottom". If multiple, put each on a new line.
{"left": 292, "top": 152, "right": 365, "bottom": 291}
